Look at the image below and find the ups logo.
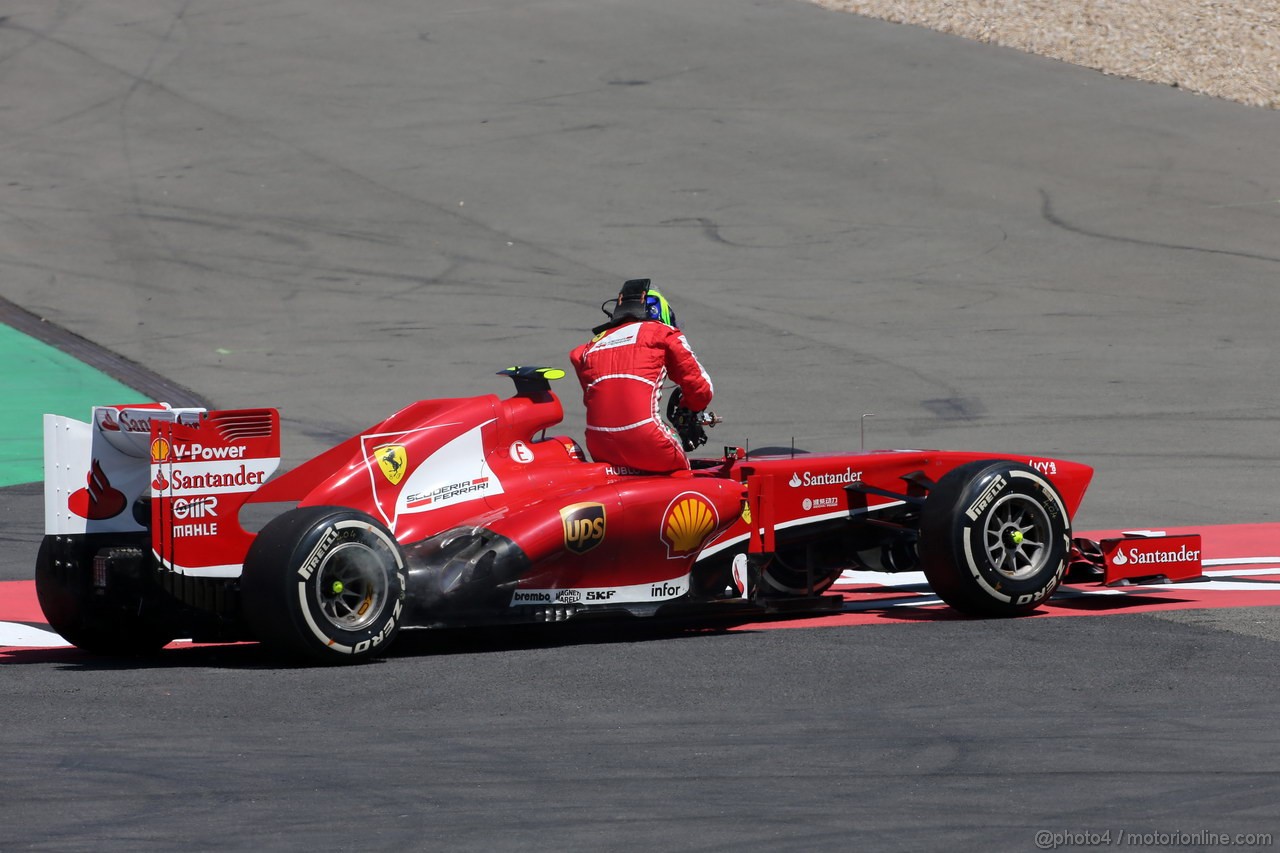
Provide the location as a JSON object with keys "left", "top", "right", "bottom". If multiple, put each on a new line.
{"left": 561, "top": 502, "right": 606, "bottom": 555}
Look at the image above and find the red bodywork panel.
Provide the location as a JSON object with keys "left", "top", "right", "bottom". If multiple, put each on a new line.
{"left": 150, "top": 409, "right": 281, "bottom": 577}
{"left": 143, "top": 382, "right": 1093, "bottom": 594}
{"left": 695, "top": 450, "right": 1093, "bottom": 563}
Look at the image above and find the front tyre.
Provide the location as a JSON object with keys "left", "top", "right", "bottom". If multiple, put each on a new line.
{"left": 241, "top": 507, "right": 406, "bottom": 664}
{"left": 919, "top": 461, "right": 1071, "bottom": 617}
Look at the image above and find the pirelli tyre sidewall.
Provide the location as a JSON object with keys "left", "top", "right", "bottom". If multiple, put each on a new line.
{"left": 242, "top": 507, "right": 407, "bottom": 664}
{"left": 920, "top": 461, "right": 1071, "bottom": 617}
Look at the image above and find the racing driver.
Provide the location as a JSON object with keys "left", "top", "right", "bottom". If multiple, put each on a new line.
{"left": 570, "top": 279, "right": 714, "bottom": 473}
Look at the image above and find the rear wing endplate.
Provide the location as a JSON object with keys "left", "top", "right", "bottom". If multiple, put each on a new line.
{"left": 44, "top": 403, "right": 281, "bottom": 579}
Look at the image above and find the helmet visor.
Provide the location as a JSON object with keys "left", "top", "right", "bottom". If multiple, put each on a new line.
{"left": 644, "top": 289, "right": 678, "bottom": 328}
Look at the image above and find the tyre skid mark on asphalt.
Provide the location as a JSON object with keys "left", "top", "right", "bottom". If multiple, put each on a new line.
{"left": 6, "top": 524, "right": 1280, "bottom": 652}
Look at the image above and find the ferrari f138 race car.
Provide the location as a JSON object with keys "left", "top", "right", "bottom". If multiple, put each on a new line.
{"left": 39, "top": 367, "right": 1184, "bottom": 663}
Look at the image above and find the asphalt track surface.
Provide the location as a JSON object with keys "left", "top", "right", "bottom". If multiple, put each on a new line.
{"left": 2, "top": 1, "right": 1279, "bottom": 850}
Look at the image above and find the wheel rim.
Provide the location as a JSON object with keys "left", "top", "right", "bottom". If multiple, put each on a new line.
{"left": 982, "top": 493, "right": 1052, "bottom": 581}
{"left": 313, "top": 541, "right": 389, "bottom": 632}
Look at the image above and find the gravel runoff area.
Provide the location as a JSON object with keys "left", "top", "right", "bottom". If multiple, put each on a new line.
{"left": 811, "top": 1, "right": 1280, "bottom": 109}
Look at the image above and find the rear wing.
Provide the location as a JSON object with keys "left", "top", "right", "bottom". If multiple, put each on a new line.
{"left": 44, "top": 404, "right": 281, "bottom": 578}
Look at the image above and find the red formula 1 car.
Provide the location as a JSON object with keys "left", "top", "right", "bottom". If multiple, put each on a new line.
{"left": 40, "top": 367, "right": 1134, "bottom": 663}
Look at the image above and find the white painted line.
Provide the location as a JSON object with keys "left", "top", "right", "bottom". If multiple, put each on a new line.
{"left": 0, "top": 623, "right": 69, "bottom": 648}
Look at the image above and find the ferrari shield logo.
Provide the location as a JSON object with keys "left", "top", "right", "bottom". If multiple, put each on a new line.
{"left": 375, "top": 445, "right": 408, "bottom": 485}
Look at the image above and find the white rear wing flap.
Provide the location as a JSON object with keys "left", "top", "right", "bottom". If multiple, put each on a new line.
{"left": 43, "top": 403, "right": 207, "bottom": 536}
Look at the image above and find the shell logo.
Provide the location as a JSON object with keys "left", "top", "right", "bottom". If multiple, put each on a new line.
{"left": 150, "top": 437, "right": 172, "bottom": 463}
{"left": 661, "top": 492, "right": 719, "bottom": 559}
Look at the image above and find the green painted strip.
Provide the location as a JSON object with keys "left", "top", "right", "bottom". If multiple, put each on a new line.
{"left": 0, "top": 325, "right": 144, "bottom": 488}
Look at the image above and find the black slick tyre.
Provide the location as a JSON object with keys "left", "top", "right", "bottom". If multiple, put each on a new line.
{"left": 35, "top": 535, "right": 174, "bottom": 655}
{"left": 241, "top": 507, "right": 407, "bottom": 664}
{"left": 919, "top": 460, "right": 1071, "bottom": 617}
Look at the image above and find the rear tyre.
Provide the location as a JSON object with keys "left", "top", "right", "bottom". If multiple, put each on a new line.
{"left": 35, "top": 535, "right": 175, "bottom": 655}
{"left": 919, "top": 461, "right": 1070, "bottom": 617}
{"left": 241, "top": 507, "right": 406, "bottom": 664}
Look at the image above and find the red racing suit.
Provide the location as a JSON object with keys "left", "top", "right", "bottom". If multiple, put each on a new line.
{"left": 569, "top": 320, "right": 714, "bottom": 472}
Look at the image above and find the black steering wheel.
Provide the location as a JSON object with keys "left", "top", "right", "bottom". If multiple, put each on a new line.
{"left": 666, "top": 388, "right": 709, "bottom": 452}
